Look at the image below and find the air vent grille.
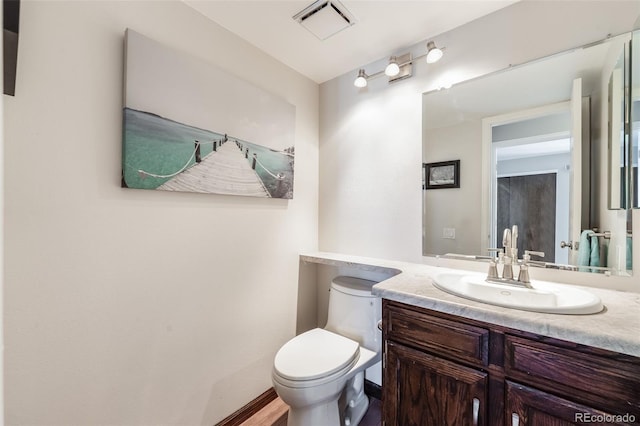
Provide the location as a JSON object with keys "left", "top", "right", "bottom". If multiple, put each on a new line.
{"left": 293, "top": 0, "right": 355, "bottom": 41}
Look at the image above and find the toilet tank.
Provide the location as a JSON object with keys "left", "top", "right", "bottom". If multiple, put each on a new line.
{"left": 324, "top": 276, "right": 381, "bottom": 352}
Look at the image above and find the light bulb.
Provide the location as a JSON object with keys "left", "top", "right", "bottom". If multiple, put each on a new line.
{"left": 354, "top": 69, "right": 367, "bottom": 88}
{"left": 426, "top": 41, "right": 443, "bottom": 64}
{"left": 385, "top": 56, "right": 400, "bottom": 77}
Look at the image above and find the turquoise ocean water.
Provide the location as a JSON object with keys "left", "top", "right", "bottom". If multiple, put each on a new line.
{"left": 122, "top": 108, "right": 294, "bottom": 198}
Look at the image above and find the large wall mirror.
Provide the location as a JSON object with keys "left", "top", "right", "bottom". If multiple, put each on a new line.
{"left": 422, "top": 32, "right": 634, "bottom": 276}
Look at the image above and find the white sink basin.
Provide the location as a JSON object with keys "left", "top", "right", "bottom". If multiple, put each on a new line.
{"left": 433, "top": 272, "right": 604, "bottom": 315}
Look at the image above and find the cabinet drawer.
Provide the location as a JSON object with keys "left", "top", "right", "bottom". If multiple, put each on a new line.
{"left": 386, "top": 304, "right": 489, "bottom": 366}
{"left": 505, "top": 381, "right": 629, "bottom": 425}
{"left": 505, "top": 335, "right": 640, "bottom": 416}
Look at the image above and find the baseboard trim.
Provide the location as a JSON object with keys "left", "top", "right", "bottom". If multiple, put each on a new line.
{"left": 216, "top": 387, "right": 278, "bottom": 426}
{"left": 364, "top": 379, "right": 382, "bottom": 400}
{"left": 216, "top": 381, "right": 380, "bottom": 425}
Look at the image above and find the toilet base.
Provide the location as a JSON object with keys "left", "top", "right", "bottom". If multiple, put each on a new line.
{"left": 343, "top": 395, "right": 369, "bottom": 426}
{"left": 280, "top": 373, "right": 371, "bottom": 426}
{"left": 286, "top": 398, "right": 341, "bottom": 426}
{"left": 340, "top": 372, "right": 369, "bottom": 426}
{"left": 285, "top": 391, "right": 370, "bottom": 426}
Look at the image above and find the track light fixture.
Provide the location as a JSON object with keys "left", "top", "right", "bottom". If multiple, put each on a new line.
{"left": 353, "top": 41, "right": 444, "bottom": 88}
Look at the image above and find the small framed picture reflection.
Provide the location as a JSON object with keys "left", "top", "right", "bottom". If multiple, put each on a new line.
{"left": 424, "top": 160, "right": 460, "bottom": 189}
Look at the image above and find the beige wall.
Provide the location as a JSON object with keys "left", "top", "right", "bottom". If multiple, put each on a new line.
{"left": 3, "top": 1, "right": 318, "bottom": 424}
{"left": 422, "top": 119, "right": 483, "bottom": 257}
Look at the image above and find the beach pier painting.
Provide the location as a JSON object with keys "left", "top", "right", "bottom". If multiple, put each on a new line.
{"left": 122, "top": 29, "right": 296, "bottom": 199}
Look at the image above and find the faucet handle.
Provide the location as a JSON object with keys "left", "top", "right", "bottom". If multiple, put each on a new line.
{"left": 523, "top": 250, "right": 545, "bottom": 261}
{"left": 518, "top": 250, "right": 545, "bottom": 286}
{"left": 486, "top": 248, "right": 502, "bottom": 279}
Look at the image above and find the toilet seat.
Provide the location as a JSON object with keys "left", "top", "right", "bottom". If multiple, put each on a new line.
{"left": 273, "top": 328, "right": 360, "bottom": 386}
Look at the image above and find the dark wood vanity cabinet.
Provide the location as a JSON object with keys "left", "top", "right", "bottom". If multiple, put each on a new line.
{"left": 385, "top": 341, "right": 488, "bottom": 425}
{"left": 382, "top": 300, "right": 640, "bottom": 426}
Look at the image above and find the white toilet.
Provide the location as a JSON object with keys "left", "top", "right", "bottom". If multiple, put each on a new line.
{"left": 272, "top": 276, "right": 381, "bottom": 426}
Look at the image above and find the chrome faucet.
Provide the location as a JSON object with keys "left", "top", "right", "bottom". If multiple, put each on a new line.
{"left": 502, "top": 228, "right": 512, "bottom": 253}
{"left": 486, "top": 226, "right": 543, "bottom": 288}
{"left": 501, "top": 228, "right": 514, "bottom": 279}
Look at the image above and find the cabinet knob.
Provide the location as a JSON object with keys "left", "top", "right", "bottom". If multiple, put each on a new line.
{"left": 377, "top": 320, "right": 383, "bottom": 331}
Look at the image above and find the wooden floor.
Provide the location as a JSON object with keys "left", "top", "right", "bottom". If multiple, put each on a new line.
{"left": 239, "top": 397, "right": 288, "bottom": 426}
{"left": 157, "top": 141, "right": 269, "bottom": 196}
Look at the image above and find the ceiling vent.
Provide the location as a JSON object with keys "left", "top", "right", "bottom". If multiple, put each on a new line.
{"left": 293, "top": 0, "right": 355, "bottom": 41}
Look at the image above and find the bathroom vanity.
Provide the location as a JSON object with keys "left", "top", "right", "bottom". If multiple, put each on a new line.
{"left": 383, "top": 300, "right": 639, "bottom": 425}
{"left": 300, "top": 252, "right": 640, "bottom": 426}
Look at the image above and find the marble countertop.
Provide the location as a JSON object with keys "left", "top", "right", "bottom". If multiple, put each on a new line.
{"left": 301, "top": 252, "right": 640, "bottom": 357}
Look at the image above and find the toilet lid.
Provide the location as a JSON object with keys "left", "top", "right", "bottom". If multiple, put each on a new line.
{"left": 274, "top": 328, "right": 360, "bottom": 381}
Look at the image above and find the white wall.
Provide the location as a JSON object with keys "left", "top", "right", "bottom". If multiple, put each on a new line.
{"left": 3, "top": 1, "right": 318, "bottom": 424}
{"left": 319, "top": 1, "right": 640, "bottom": 267}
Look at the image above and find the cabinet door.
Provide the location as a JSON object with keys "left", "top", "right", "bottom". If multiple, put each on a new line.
{"left": 384, "top": 341, "right": 487, "bottom": 426}
{"left": 506, "top": 381, "right": 634, "bottom": 426}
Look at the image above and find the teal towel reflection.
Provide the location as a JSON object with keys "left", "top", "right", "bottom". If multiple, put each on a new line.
{"left": 577, "top": 230, "right": 600, "bottom": 267}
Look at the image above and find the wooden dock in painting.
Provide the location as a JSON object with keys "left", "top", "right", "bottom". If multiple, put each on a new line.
{"left": 157, "top": 140, "right": 270, "bottom": 197}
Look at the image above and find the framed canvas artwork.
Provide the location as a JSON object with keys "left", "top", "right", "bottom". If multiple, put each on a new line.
{"left": 122, "top": 29, "right": 296, "bottom": 199}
